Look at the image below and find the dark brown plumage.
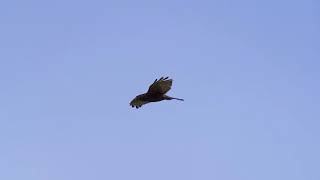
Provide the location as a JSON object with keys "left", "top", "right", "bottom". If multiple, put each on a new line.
{"left": 130, "top": 77, "right": 184, "bottom": 109}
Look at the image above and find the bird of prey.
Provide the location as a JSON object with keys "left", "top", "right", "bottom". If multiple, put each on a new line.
{"left": 130, "top": 77, "right": 184, "bottom": 109}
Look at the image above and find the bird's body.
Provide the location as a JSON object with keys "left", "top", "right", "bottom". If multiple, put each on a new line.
{"left": 130, "top": 77, "right": 183, "bottom": 109}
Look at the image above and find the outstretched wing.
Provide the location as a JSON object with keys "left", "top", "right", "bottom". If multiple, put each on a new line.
{"left": 130, "top": 96, "right": 150, "bottom": 109}
{"left": 147, "top": 77, "right": 172, "bottom": 95}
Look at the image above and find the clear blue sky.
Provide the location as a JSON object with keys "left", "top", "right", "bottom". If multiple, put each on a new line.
{"left": 0, "top": 0, "right": 319, "bottom": 179}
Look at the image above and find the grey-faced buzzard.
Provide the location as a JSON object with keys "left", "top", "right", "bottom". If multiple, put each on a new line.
{"left": 130, "top": 77, "right": 184, "bottom": 109}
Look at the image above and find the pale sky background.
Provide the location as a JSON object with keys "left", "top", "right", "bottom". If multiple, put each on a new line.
{"left": 0, "top": 0, "right": 319, "bottom": 179}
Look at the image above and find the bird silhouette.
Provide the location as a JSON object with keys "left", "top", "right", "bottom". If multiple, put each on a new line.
{"left": 130, "top": 77, "right": 184, "bottom": 109}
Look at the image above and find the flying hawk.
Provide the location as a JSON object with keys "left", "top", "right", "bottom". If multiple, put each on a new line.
{"left": 130, "top": 77, "right": 184, "bottom": 109}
